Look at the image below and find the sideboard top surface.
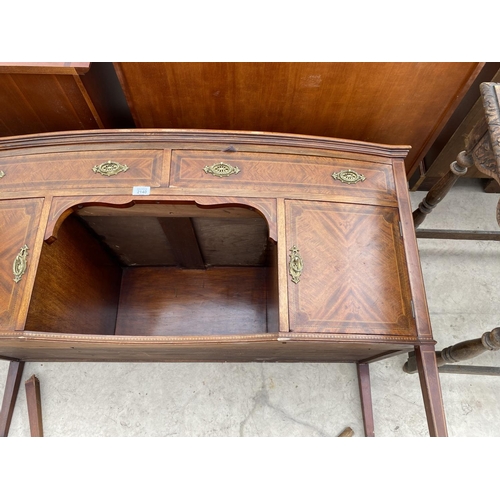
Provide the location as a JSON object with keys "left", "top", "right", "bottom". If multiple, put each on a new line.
{"left": 0, "top": 129, "right": 411, "bottom": 159}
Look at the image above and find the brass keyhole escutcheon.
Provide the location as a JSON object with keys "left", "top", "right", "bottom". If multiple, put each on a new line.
{"left": 289, "top": 246, "right": 303, "bottom": 284}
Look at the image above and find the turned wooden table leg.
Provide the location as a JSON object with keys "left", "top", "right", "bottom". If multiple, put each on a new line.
{"left": 404, "top": 327, "right": 500, "bottom": 374}
{"left": 25, "top": 375, "right": 43, "bottom": 437}
{"left": 413, "top": 152, "right": 473, "bottom": 228}
{"left": 0, "top": 361, "right": 25, "bottom": 437}
{"left": 357, "top": 363, "right": 375, "bottom": 437}
{"left": 414, "top": 344, "right": 448, "bottom": 437}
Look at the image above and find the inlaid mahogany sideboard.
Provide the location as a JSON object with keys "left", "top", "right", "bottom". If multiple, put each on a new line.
{"left": 0, "top": 129, "right": 447, "bottom": 436}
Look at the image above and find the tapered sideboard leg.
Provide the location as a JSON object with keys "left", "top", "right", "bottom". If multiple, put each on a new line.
{"left": 25, "top": 375, "right": 43, "bottom": 437}
{"left": 415, "top": 344, "right": 448, "bottom": 437}
{"left": 357, "top": 363, "right": 375, "bottom": 437}
{"left": 0, "top": 361, "right": 25, "bottom": 437}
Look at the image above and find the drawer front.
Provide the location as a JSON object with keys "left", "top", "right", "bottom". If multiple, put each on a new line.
{"left": 0, "top": 150, "right": 164, "bottom": 191}
{"left": 170, "top": 150, "right": 396, "bottom": 201}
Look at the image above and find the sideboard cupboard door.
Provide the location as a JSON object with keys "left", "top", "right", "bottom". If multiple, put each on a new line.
{"left": 285, "top": 200, "right": 417, "bottom": 338}
{"left": 0, "top": 198, "right": 44, "bottom": 330}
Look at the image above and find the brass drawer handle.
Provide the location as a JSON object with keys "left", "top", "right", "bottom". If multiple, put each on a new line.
{"left": 13, "top": 245, "right": 29, "bottom": 283}
{"left": 332, "top": 169, "right": 366, "bottom": 185}
{"left": 93, "top": 160, "right": 129, "bottom": 177}
{"left": 289, "top": 246, "right": 303, "bottom": 284}
{"left": 204, "top": 162, "right": 240, "bottom": 177}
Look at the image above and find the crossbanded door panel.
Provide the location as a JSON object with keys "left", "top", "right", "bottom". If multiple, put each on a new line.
{"left": 286, "top": 200, "right": 417, "bottom": 337}
{"left": 0, "top": 198, "right": 43, "bottom": 330}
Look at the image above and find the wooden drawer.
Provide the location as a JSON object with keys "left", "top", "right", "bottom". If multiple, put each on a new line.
{"left": 0, "top": 150, "right": 164, "bottom": 191}
{"left": 170, "top": 150, "right": 396, "bottom": 202}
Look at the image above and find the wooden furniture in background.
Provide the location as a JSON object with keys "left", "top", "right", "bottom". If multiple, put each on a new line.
{"left": 114, "top": 62, "right": 486, "bottom": 178}
{"left": 0, "top": 129, "right": 447, "bottom": 436}
{"left": 1, "top": 62, "right": 489, "bottom": 183}
{"left": 409, "top": 82, "right": 500, "bottom": 378}
{"left": 404, "top": 327, "right": 500, "bottom": 376}
{"left": 413, "top": 82, "right": 500, "bottom": 228}
{"left": 0, "top": 63, "right": 133, "bottom": 137}
{"left": 413, "top": 68, "right": 500, "bottom": 192}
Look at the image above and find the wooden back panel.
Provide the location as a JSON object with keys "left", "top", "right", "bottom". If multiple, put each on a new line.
{"left": 25, "top": 215, "right": 122, "bottom": 335}
{"left": 115, "top": 267, "right": 269, "bottom": 336}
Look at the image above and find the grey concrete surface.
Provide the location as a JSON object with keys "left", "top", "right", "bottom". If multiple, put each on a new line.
{"left": 1, "top": 179, "right": 499, "bottom": 437}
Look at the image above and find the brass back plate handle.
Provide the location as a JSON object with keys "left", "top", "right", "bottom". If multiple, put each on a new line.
{"left": 332, "top": 169, "right": 366, "bottom": 184}
{"left": 93, "top": 160, "right": 129, "bottom": 176}
{"left": 203, "top": 162, "right": 240, "bottom": 177}
{"left": 13, "top": 245, "right": 29, "bottom": 283}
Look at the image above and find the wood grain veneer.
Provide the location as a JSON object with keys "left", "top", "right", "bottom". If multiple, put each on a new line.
{"left": 0, "top": 199, "right": 44, "bottom": 330}
{"left": 115, "top": 267, "right": 270, "bottom": 337}
{"left": 170, "top": 150, "right": 396, "bottom": 204}
{"left": 286, "top": 200, "right": 416, "bottom": 337}
{"left": 0, "top": 332, "right": 413, "bottom": 363}
{"left": 25, "top": 215, "right": 122, "bottom": 335}
{"left": 0, "top": 149, "right": 163, "bottom": 191}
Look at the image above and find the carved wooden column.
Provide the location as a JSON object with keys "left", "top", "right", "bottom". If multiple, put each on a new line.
{"left": 477, "top": 82, "right": 500, "bottom": 225}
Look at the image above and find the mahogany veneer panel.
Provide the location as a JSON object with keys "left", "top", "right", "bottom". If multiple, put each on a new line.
{"left": 25, "top": 215, "right": 122, "bottom": 335}
{"left": 0, "top": 150, "right": 163, "bottom": 191}
{"left": 286, "top": 200, "right": 416, "bottom": 338}
{"left": 115, "top": 267, "right": 270, "bottom": 336}
{"left": 171, "top": 150, "right": 396, "bottom": 204}
{"left": 0, "top": 199, "right": 43, "bottom": 330}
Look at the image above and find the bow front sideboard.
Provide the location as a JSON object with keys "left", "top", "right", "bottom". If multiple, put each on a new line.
{"left": 0, "top": 129, "right": 447, "bottom": 436}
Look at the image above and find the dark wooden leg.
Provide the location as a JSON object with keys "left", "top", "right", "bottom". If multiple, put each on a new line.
{"left": 357, "top": 363, "right": 375, "bottom": 437}
{"left": 404, "top": 327, "right": 500, "bottom": 374}
{"left": 414, "top": 344, "right": 448, "bottom": 437}
{"left": 0, "top": 361, "right": 25, "bottom": 437}
{"left": 412, "top": 152, "right": 472, "bottom": 228}
{"left": 25, "top": 375, "right": 43, "bottom": 437}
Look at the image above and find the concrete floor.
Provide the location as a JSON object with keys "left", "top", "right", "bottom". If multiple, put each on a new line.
{"left": 1, "top": 179, "right": 499, "bottom": 437}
